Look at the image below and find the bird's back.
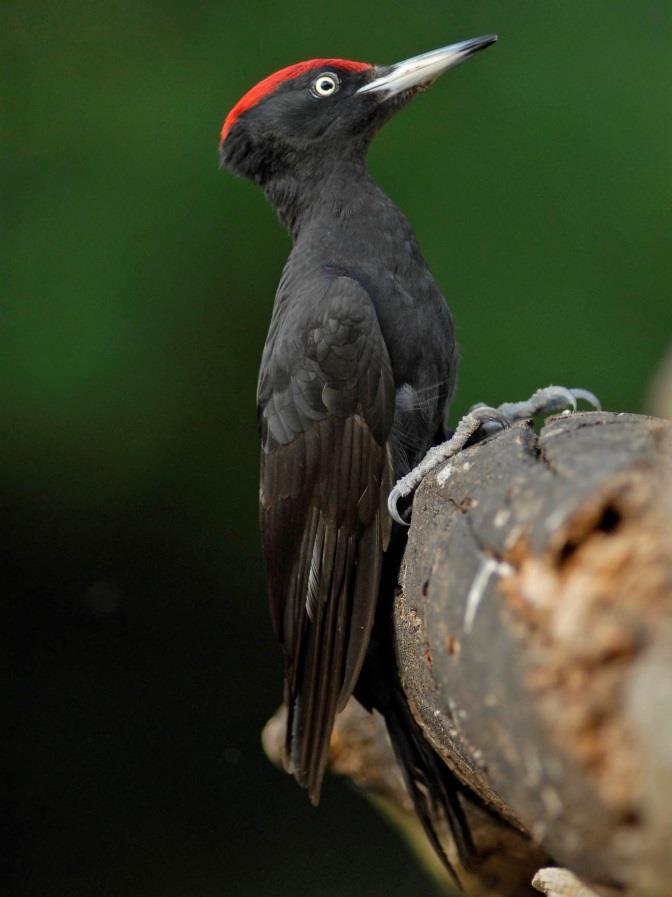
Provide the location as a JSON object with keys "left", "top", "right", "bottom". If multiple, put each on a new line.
{"left": 280, "top": 172, "right": 457, "bottom": 472}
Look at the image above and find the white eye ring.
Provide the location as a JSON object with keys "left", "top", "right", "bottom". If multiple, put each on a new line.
{"left": 311, "top": 72, "right": 340, "bottom": 98}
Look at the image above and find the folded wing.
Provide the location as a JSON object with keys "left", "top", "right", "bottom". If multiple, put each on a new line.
{"left": 258, "top": 275, "right": 395, "bottom": 802}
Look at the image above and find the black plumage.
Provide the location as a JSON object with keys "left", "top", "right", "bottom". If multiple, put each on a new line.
{"left": 220, "top": 38, "right": 496, "bottom": 879}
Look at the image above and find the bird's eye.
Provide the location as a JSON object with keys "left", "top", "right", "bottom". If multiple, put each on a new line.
{"left": 311, "top": 72, "right": 340, "bottom": 98}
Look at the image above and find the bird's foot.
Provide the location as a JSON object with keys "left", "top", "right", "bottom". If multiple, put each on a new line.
{"left": 388, "top": 385, "right": 601, "bottom": 525}
{"left": 487, "top": 384, "right": 601, "bottom": 427}
{"left": 387, "top": 404, "right": 509, "bottom": 525}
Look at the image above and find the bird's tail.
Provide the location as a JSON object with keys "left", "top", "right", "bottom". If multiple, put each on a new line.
{"left": 354, "top": 516, "right": 476, "bottom": 885}
{"left": 382, "top": 687, "right": 475, "bottom": 889}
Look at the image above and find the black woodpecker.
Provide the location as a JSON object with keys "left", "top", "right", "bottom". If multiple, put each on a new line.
{"left": 219, "top": 37, "right": 498, "bottom": 879}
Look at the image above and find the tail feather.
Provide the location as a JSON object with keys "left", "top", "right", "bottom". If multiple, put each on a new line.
{"left": 383, "top": 692, "right": 475, "bottom": 889}
{"left": 284, "top": 517, "right": 384, "bottom": 805}
{"left": 353, "top": 521, "right": 476, "bottom": 886}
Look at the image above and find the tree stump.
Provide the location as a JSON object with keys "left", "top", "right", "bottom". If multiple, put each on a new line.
{"left": 397, "top": 411, "right": 672, "bottom": 896}
{"left": 264, "top": 411, "right": 672, "bottom": 896}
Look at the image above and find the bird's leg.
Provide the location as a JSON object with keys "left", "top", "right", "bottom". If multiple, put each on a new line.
{"left": 387, "top": 405, "right": 510, "bottom": 525}
{"left": 388, "top": 386, "right": 601, "bottom": 525}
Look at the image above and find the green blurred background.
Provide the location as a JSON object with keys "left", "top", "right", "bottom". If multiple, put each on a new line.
{"left": 4, "top": 2, "right": 671, "bottom": 895}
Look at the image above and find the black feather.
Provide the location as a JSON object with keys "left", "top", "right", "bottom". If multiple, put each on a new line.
{"left": 259, "top": 275, "right": 394, "bottom": 803}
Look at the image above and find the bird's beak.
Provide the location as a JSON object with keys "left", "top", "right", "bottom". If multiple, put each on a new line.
{"left": 357, "top": 35, "right": 497, "bottom": 98}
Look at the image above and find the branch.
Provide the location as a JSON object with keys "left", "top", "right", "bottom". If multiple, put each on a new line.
{"left": 532, "top": 868, "right": 602, "bottom": 897}
{"left": 264, "top": 698, "right": 549, "bottom": 896}
{"left": 264, "top": 412, "right": 672, "bottom": 896}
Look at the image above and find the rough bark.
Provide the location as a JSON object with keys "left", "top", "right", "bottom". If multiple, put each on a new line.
{"left": 263, "top": 411, "right": 672, "bottom": 897}
{"left": 396, "top": 411, "right": 672, "bottom": 896}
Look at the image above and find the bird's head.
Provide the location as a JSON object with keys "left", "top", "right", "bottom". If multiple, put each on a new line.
{"left": 219, "top": 36, "right": 497, "bottom": 185}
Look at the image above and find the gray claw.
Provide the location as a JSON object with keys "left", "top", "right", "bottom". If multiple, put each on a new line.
{"left": 551, "top": 386, "right": 578, "bottom": 412}
{"left": 570, "top": 387, "right": 601, "bottom": 410}
{"left": 468, "top": 403, "right": 510, "bottom": 426}
{"left": 471, "top": 405, "right": 510, "bottom": 427}
{"left": 469, "top": 405, "right": 510, "bottom": 437}
{"left": 387, "top": 484, "right": 409, "bottom": 526}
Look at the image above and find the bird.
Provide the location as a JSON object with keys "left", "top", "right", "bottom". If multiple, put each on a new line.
{"left": 219, "top": 36, "right": 498, "bottom": 879}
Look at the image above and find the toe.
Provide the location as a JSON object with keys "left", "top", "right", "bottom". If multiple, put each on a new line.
{"left": 387, "top": 486, "right": 410, "bottom": 526}
{"left": 570, "top": 388, "right": 601, "bottom": 410}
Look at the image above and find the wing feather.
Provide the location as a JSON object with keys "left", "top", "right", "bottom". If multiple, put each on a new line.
{"left": 258, "top": 275, "right": 394, "bottom": 802}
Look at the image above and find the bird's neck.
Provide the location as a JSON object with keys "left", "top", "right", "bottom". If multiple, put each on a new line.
{"left": 264, "top": 154, "right": 373, "bottom": 240}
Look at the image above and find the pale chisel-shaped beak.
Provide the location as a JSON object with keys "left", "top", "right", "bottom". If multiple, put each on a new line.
{"left": 357, "top": 35, "right": 497, "bottom": 98}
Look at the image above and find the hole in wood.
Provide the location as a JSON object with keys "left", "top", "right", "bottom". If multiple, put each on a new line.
{"left": 558, "top": 503, "right": 623, "bottom": 566}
